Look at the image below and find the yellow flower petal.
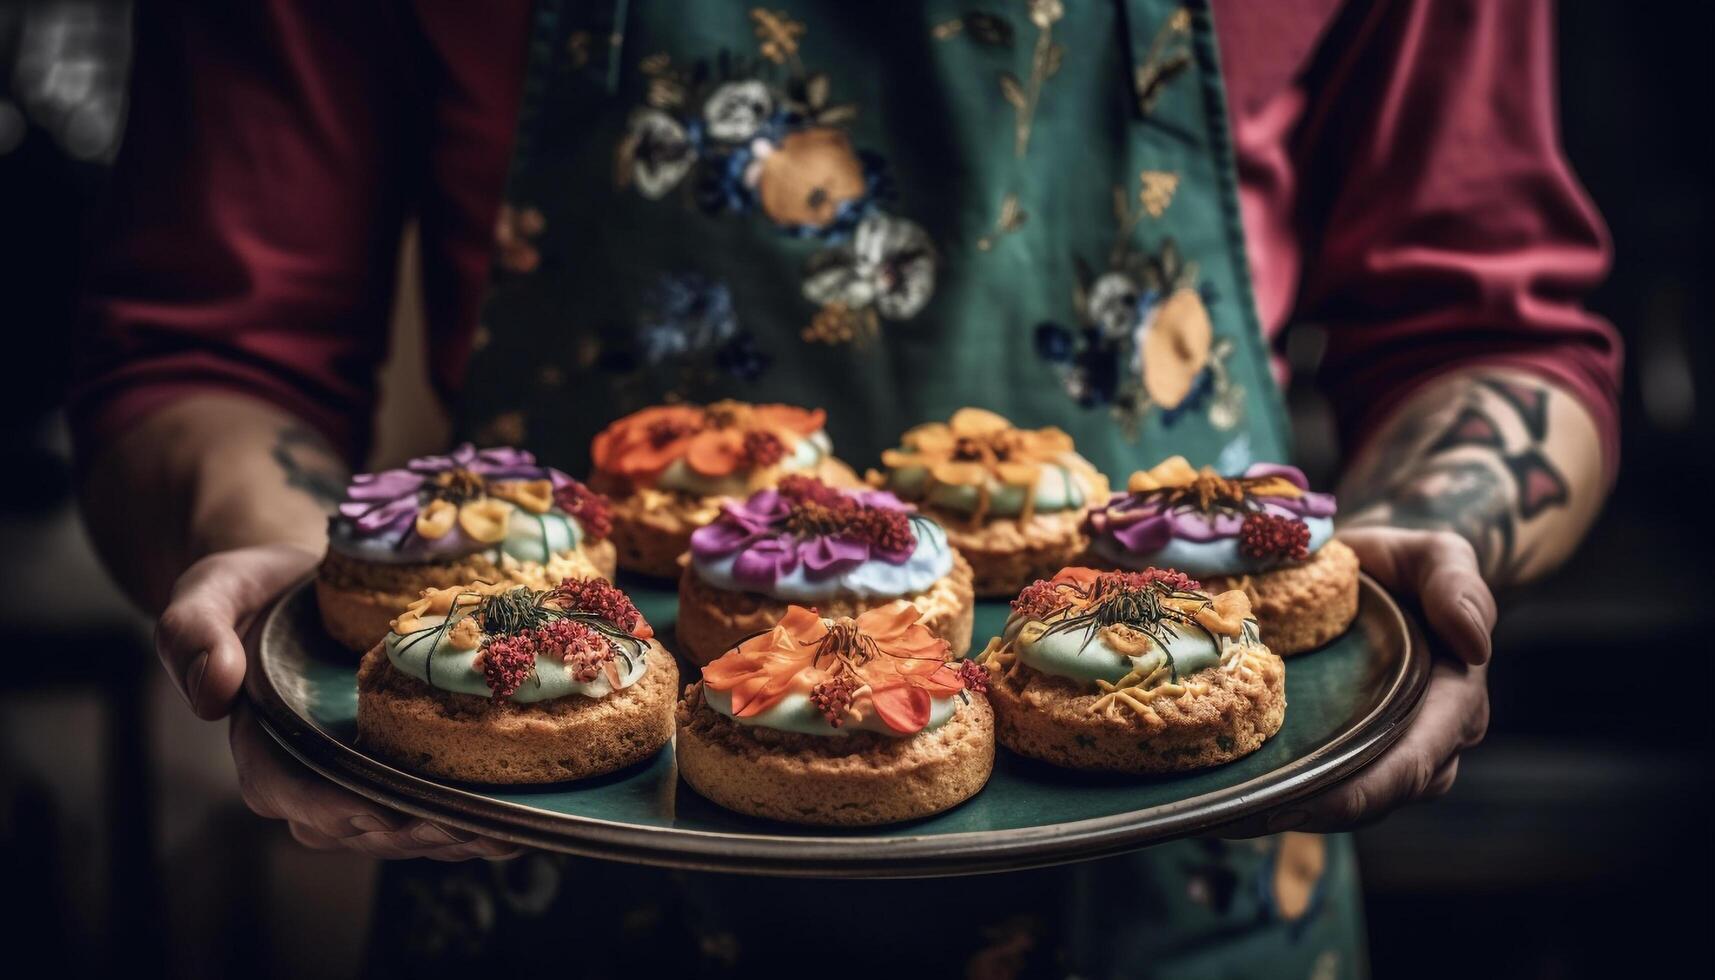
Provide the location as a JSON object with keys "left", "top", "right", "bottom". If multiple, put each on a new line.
{"left": 993, "top": 461, "right": 1040, "bottom": 487}
{"left": 488, "top": 478, "right": 554, "bottom": 514}
{"left": 415, "top": 499, "right": 458, "bottom": 539}
{"left": 1192, "top": 590, "right": 1253, "bottom": 636}
{"left": 901, "top": 423, "right": 953, "bottom": 453}
{"left": 930, "top": 460, "right": 990, "bottom": 487}
{"left": 1129, "top": 456, "right": 1198, "bottom": 493}
{"left": 949, "top": 407, "right": 1012, "bottom": 437}
{"left": 458, "top": 499, "right": 515, "bottom": 544}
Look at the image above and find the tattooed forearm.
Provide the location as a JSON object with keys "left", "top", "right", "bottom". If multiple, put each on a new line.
{"left": 1339, "top": 371, "right": 1602, "bottom": 586}
{"left": 271, "top": 424, "right": 347, "bottom": 510}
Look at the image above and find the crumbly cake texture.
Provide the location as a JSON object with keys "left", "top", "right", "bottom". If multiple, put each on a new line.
{"left": 674, "top": 551, "right": 976, "bottom": 666}
{"left": 601, "top": 457, "right": 861, "bottom": 578}
{"left": 674, "top": 684, "right": 994, "bottom": 825}
{"left": 927, "top": 507, "right": 1092, "bottom": 598}
{"left": 1203, "top": 539, "right": 1359, "bottom": 656}
{"left": 355, "top": 641, "right": 678, "bottom": 784}
{"left": 315, "top": 542, "right": 616, "bottom": 653}
{"left": 980, "top": 647, "right": 1285, "bottom": 774}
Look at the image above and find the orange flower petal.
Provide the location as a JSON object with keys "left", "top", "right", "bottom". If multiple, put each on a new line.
{"left": 750, "top": 404, "right": 826, "bottom": 436}
{"left": 685, "top": 429, "right": 744, "bottom": 477}
{"left": 870, "top": 683, "right": 933, "bottom": 734}
{"left": 949, "top": 407, "right": 1012, "bottom": 436}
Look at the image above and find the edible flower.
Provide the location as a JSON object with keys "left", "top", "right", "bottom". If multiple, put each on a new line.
{"left": 700, "top": 602, "right": 972, "bottom": 734}
{"left": 590, "top": 401, "right": 827, "bottom": 485}
{"left": 880, "top": 407, "right": 1074, "bottom": 492}
{"left": 1087, "top": 457, "right": 1333, "bottom": 554}
{"left": 688, "top": 477, "right": 921, "bottom": 587}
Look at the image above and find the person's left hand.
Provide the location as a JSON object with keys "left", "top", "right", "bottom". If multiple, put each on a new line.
{"left": 1223, "top": 527, "right": 1493, "bottom": 836}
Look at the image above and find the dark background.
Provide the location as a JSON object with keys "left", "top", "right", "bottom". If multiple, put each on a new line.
{"left": 2, "top": 1, "right": 1710, "bottom": 977}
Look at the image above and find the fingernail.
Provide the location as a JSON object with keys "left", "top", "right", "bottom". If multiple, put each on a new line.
{"left": 350, "top": 813, "right": 398, "bottom": 834}
{"left": 1265, "top": 808, "right": 1308, "bottom": 833}
{"left": 183, "top": 652, "right": 210, "bottom": 711}
{"left": 412, "top": 822, "right": 473, "bottom": 846}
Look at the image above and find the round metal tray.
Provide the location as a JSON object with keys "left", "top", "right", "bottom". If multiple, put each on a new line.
{"left": 248, "top": 572, "right": 1428, "bottom": 877}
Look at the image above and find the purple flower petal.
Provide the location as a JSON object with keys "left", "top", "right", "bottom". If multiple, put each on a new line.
{"left": 800, "top": 535, "right": 869, "bottom": 575}
{"left": 1111, "top": 514, "right": 1174, "bottom": 553}
{"left": 732, "top": 536, "right": 799, "bottom": 586}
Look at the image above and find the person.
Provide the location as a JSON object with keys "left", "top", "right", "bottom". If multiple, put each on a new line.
{"left": 72, "top": 0, "right": 1618, "bottom": 975}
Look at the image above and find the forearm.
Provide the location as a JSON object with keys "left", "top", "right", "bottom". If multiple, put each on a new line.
{"left": 1337, "top": 367, "right": 1607, "bottom": 587}
{"left": 78, "top": 393, "right": 347, "bottom": 613}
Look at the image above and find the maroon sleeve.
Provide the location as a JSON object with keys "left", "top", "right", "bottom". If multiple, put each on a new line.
{"left": 69, "top": 0, "right": 423, "bottom": 464}
{"left": 1293, "top": 0, "right": 1622, "bottom": 478}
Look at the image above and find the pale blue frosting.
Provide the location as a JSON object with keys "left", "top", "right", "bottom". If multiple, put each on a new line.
{"left": 690, "top": 519, "right": 954, "bottom": 601}
{"left": 702, "top": 686, "right": 957, "bottom": 738}
{"left": 383, "top": 614, "right": 646, "bottom": 703}
{"left": 1089, "top": 515, "right": 1335, "bottom": 577}
{"left": 1014, "top": 622, "right": 1226, "bottom": 685}
{"left": 331, "top": 507, "right": 584, "bottom": 566}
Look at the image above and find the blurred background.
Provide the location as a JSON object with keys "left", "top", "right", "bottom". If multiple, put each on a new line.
{"left": 1, "top": 1, "right": 1709, "bottom": 976}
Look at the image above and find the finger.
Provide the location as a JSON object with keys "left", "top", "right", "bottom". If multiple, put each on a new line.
{"left": 230, "top": 702, "right": 408, "bottom": 840}
{"left": 1424, "top": 756, "right": 1460, "bottom": 799}
{"left": 1340, "top": 529, "right": 1496, "bottom": 665}
{"left": 329, "top": 828, "right": 522, "bottom": 862}
{"left": 157, "top": 544, "right": 319, "bottom": 719}
{"left": 288, "top": 822, "right": 346, "bottom": 851}
{"left": 1292, "top": 660, "right": 1487, "bottom": 832}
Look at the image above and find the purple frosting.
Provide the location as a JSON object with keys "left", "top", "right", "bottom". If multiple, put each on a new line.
{"left": 332, "top": 444, "right": 573, "bottom": 555}
{"left": 1085, "top": 463, "right": 1337, "bottom": 555}
{"left": 689, "top": 487, "right": 919, "bottom": 589}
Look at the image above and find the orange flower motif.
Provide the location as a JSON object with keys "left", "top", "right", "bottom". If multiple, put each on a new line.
{"left": 590, "top": 401, "right": 827, "bottom": 486}
{"left": 880, "top": 407, "right": 1076, "bottom": 491}
{"left": 701, "top": 601, "right": 967, "bottom": 734}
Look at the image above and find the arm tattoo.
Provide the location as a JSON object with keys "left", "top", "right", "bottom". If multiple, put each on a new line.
{"left": 271, "top": 424, "right": 347, "bottom": 510}
{"left": 1342, "top": 375, "right": 1571, "bottom": 582}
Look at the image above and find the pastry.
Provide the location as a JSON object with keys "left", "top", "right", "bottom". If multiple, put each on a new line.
{"left": 676, "top": 475, "right": 974, "bottom": 666}
{"left": 356, "top": 577, "right": 677, "bottom": 783}
{"left": 978, "top": 567, "right": 1284, "bottom": 773}
{"left": 676, "top": 601, "right": 993, "bottom": 825}
{"left": 317, "top": 444, "right": 616, "bottom": 653}
{"left": 1084, "top": 456, "right": 1358, "bottom": 654}
{"left": 874, "top": 408, "right": 1109, "bottom": 597}
{"left": 589, "top": 400, "right": 859, "bottom": 578}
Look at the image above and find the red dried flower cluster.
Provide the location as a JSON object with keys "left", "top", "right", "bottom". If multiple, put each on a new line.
{"left": 809, "top": 674, "right": 857, "bottom": 727}
{"left": 776, "top": 474, "right": 846, "bottom": 508}
{"left": 1012, "top": 579, "right": 1068, "bottom": 622}
{"left": 646, "top": 417, "right": 701, "bottom": 448}
{"left": 479, "top": 633, "right": 537, "bottom": 699}
{"left": 1099, "top": 567, "right": 1202, "bottom": 594}
{"left": 532, "top": 619, "right": 615, "bottom": 683}
{"left": 777, "top": 477, "right": 916, "bottom": 554}
{"left": 956, "top": 659, "right": 990, "bottom": 694}
{"left": 553, "top": 480, "right": 613, "bottom": 541}
{"left": 1238, "top": 513, "right": 1311, "bottom": 563}
{"left": 740, "top": 431, "right": 787, "bottom": 468}
{"left": 551, "top": 578, "right": 643, "bottom": 634}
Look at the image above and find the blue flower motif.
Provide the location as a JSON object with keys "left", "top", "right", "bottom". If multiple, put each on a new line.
{"left": 714, "top": 332, "right": 772, "bottom": 382}
{"left": 1034, "top": 321, "right": 1075, "bottom": 363}
{"left": 637, "top": 273, "right": 738, "bottom": 365}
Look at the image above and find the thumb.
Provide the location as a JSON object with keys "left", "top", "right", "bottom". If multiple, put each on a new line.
{"left": 1339, "top": 528, "right": 1496, "bottom": 666}
{"left": 156, "top": 543, "right": 320, "bottom": 719}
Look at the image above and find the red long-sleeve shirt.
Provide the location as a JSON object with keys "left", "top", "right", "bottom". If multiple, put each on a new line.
{"left": 71, "top": 0, "right": 1621, "bottom": 475}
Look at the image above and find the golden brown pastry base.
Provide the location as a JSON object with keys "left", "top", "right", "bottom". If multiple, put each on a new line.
{"left": 1203, "top": 539, "right": 1360, "bottom": 656}
{"left": 982, "top": 652, "right": 1285, "bottom": 774}
{"left": 674, "top": 684, "right": 994, "bottom": 826}
{"left": 355, "top": 642, "right": 678, "bottom": 784}
{"left": 673, "top": 552, "right": 975, "bottom": 666}
{"left": 315, "top": 542, "right": 616, "bottom": 653}
{"left": 603, "top": 457, "right": 861, "bottom": 579}
{"left": 925, "top": 506, "right": 1091, "bottom": 598}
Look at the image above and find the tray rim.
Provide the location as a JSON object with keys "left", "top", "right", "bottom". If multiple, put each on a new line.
{"left": 247, "top": 572, "right": 1430, "bottom": 878}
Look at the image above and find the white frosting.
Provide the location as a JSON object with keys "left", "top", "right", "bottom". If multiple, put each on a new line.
{"left": 702, "top": 686, "right": 958, "bottom": 737}
{"left": 384, "top": 614, "right": 647, "bottom": 703}
{"left": 689, "top": 519, "right": 954, "bottom": 601}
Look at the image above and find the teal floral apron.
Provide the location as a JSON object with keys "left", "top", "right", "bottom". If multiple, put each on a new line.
{"left": 380, "top": 2, "right": 1364, "bottom": 977}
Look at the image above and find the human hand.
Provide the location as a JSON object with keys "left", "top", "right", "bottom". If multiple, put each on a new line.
{"left": 1226, "top": 528, "right": 1493, "bottom": 836}
{"left": 157, "top": 544, "right": 519, "bottom": 859}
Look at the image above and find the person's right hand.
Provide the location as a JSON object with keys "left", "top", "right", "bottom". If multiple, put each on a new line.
{"left": 157, "top": 544, "right": 520, "bottom": 860}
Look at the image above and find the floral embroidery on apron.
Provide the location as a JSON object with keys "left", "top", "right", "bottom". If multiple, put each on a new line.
{"left": 611, "top": 9, "right": 937, "bottom": 348}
